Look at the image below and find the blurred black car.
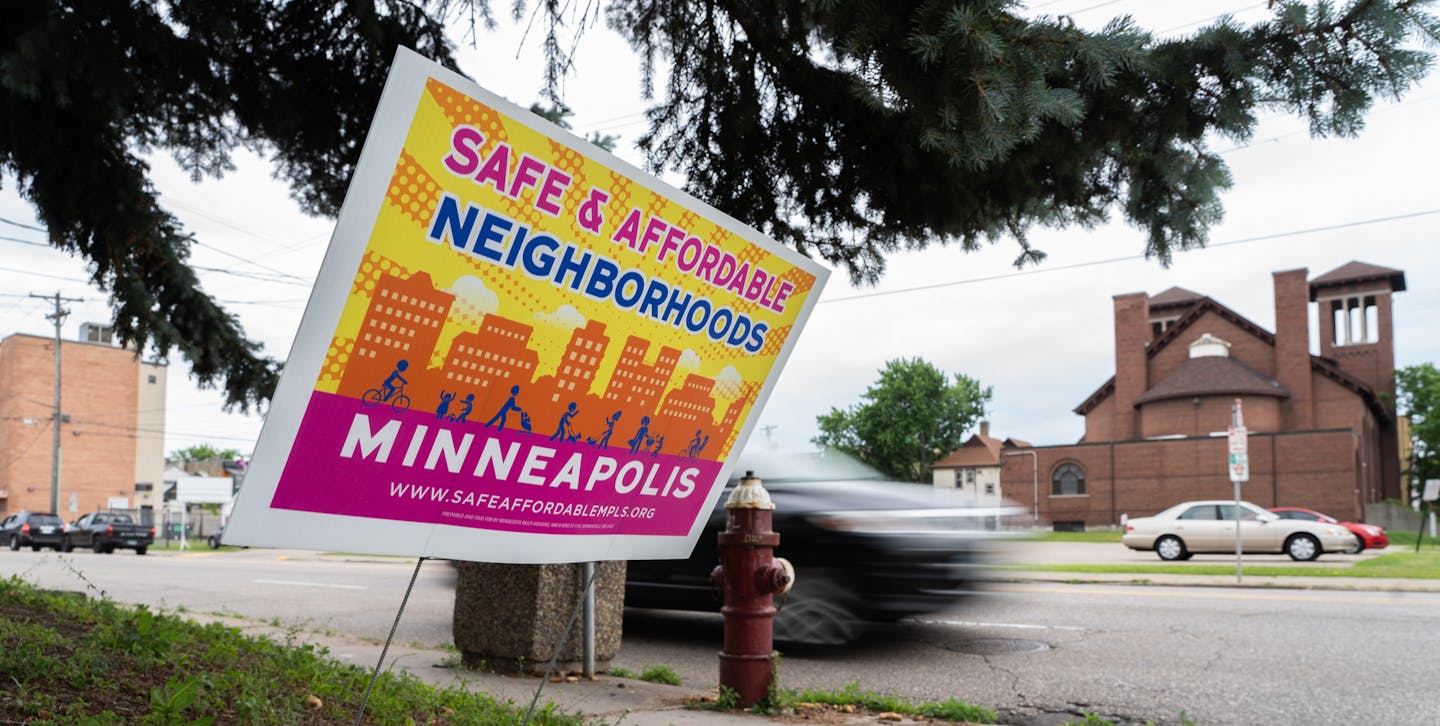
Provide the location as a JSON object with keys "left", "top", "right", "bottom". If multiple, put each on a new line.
{"left": 1, "top": 511, "right": 68, "bottom": 551}
{"left": 624, "top": 451, "right": 1019, "bottom": 645}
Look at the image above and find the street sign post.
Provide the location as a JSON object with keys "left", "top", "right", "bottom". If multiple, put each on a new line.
{"left": 1228, "top": 398, "right": 1248, "bottom": 583}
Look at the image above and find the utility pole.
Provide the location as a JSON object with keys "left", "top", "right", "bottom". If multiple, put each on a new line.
{"left": 30, "top": 291, "right": 82, "bottom": 514}
{"left": 759, "top": 424, "right": 778, "bottom": 446}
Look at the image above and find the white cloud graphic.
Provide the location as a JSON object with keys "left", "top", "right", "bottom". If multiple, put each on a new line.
{"left": 534, "top": 304, "right": 586, "bottom": 330}
{"left": 445, "top": 275, "right": 499, "bottom": 326}
{"left": 677, "top": 349, "right": 701, "bottom": 372}
{"left": 713, "top": 365, "right": 743, "bottom": 399}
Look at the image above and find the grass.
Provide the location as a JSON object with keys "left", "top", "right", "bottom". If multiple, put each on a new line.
{"left": 1027, "top": 530, "right": 1125, "bottom": 543}
{"left": 1006, "top": 551, "right": 1440, "bottom": 579}
{"left": 0, "top": 577, "right": 596, "bottom": 724}
{"left": 754, "top": 682, "right": 998, "bottom": 723}
{"left": 688, "top": 681, "right": 996, "bottom": 723}
{"left": 1382, "top": 529, "right": 1440, "bottom": 550}
{"left": 604, "top": 664, "right": 682, "bottom": 686}
{"left": 147, "top": 539, "right": 219, "bottom": 552}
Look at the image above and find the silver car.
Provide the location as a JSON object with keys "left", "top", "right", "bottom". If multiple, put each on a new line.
{"left": 1122, "top": 500, "right": 1354, "bottom": 561}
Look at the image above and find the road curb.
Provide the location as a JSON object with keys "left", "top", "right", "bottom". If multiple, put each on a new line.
{"left": 987, "top": 570, "right": 1440, "bottom": 593}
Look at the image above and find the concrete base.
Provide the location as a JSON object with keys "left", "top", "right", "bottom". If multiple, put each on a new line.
{"left": 453, "top": 561, "right": 626, "bottom": 675}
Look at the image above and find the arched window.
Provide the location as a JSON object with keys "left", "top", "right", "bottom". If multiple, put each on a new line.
{"left": 1052, "top": 463, "right": 1086, "bottom": 496}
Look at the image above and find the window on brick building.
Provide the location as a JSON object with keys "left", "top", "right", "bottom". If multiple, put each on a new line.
{"left": 1052, "top": 463, "right": 1085, "bottom": 496}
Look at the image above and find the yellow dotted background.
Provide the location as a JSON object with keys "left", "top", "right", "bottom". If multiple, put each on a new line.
{"left": 315, "top": 77, "right": 818, "bottom": 430}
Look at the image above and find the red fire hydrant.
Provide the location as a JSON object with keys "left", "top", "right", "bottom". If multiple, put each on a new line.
{"left": 710, "top": 471, "right": 794, "bottom": 707}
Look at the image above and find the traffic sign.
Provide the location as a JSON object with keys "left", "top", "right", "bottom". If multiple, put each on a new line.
{"left": 1228, "top": 398, "right": 1248, "bottom": 483}
{"left": 1228, "top": 452, "right": 1249, "bottom": 482}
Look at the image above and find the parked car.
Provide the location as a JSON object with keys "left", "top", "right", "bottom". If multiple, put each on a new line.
{"left": 0, "top": 511, "right": 68, "bottom": 551}
{"left": 624, "top": 450, "right": 1022, "bottom": 645}
{"left": 208, "top": 525, "right": 225, "bottom": 550}
{"left": 63, "top": 511, "right": 155, "bottom": 555}
{"left": 1270, "top": 507, "right": 1388, "bottom": 553}
{"left": 1123, "top": 500, "right": 1354, "bottom": 561}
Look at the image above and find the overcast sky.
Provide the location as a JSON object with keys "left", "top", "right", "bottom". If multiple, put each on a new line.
{"left": 1, "top": 1, "right": 1436, "bottom": 460}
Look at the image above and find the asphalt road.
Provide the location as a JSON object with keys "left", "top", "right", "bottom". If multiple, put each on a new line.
{"left": 4, "top": 546, "right": 1438, "bottom": 725}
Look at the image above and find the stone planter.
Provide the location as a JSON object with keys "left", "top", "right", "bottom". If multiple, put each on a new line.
{"left": 452, "top": 561, "right": 626, "bottom": 675}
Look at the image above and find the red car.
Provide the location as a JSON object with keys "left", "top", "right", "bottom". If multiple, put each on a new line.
{"left": 1269, "top": 507, "right": 1388, "bottom": 553}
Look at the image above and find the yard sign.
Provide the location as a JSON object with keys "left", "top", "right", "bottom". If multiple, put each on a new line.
{"left": 223, "top": 48, "right": 828, "bottom": 563}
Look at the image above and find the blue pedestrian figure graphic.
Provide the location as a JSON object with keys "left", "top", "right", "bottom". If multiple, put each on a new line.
{"left": 550, "top": 402, "right": 581, "bottom": 442}
{"left": 381, "top": 360, "right": 409, "bottom": 401}
{"left": 588, "top": 410, "right": 622, "bottom": 448}
{"left": 485, "top": 385, "right": 525, "bottom": 429}
{"left": 435, "top": 390, "right": 456, "bottom": 420}
{"left": 649, "top": 434, "right": 665, "bottom": 457}
{"left": 627, "top": 416, "right": 651, "bottom": 454}
{"left": 451, "top": 393, "right": 475, "bottom": 423}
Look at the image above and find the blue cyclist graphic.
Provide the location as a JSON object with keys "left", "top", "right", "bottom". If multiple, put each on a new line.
{"left": 684, "top": 430, "right": 710, "bottom": 459}
{"left": 484, "top": 385, "right": 525, "bottom": 429}
{"left": 362, "top": 360, "right": 411, "bottom": 412}
{"left": 381, "top": 360, "right": 408, "bottom": 400}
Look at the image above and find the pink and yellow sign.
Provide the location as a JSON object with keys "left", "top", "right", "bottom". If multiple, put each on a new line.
{"left": 224, "top": 49, "right": 828, "bottom": 563}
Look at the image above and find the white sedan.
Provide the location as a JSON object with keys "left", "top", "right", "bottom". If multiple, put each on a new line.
{"left": 1122, "top": 500, "right": 1355, "bottom": 561}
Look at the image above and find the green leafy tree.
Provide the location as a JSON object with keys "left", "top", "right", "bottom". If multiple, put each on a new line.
{"left": 2, "top": 1, "right": 1436, "bottom": 408}
{"left": 813, "top": 358, "right": 991, "bottom": 482}
{"left": 1396, "top": 363, "right": 1440, "bottom": 501}
{"left": 170, "top": 444, "right": 242, "bottom": 463}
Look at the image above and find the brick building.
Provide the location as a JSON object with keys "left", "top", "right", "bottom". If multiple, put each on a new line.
{"left": 0, "top": 327, "right": 167, "bottom": 523}
{"left": 933, "top": 422, "right": 1032, "bottom": 510}
{"left": 1000, "top": 262, "right": 1404, "bottom": 529}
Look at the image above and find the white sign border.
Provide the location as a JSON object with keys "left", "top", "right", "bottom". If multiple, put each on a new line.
{"left": 223, "top": 47, "right": 830, "bottom": 564}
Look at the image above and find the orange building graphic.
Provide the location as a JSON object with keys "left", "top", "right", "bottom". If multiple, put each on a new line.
{"left": 430, "top": 317, "right": 540, "bottom": 422}
{"left": 648, "top": 373, "right": 723, "bottom": 458}
{"left": 551, "top": 320, "right": 609, "bottom": 401}
{"left": 325, "top": 268, "right": 758, "bottom": 459}
{"left": 524, "top": 320, "right": 613, "bottom": 438}
{"left": 337, "top": 271, "right": 454, "bottom": 399}
{"left": 720, "top": 381, "right": 762, "bottom": 455}
{"left": 603, "top": 336, "right": 680, "bottom": 412}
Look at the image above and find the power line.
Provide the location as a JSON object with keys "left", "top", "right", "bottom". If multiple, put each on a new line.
{"left": 1, "top": 234, "right": 49, "bottom": 248}
{"left": 0, "top": 264, "right": 89, "bottom": 284}
{"left": 1057, "top": 0, "right": 1125, "bottom": 17}
{"left": 822, "top": 208, "right": 1440, "bottom": 304}
{"left": 191, "top": 265, "right": 315, "bottom": 287}
{"left": 0, "top": 216, "right": 46, "bottom": 232}
{"left": 1157, "top": 2, "right": 1268, "bottom": 35}
{"left": 189, "top": 239, "right": 314, "bottom": 284}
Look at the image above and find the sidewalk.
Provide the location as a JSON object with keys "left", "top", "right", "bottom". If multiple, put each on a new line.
{"left": 184, "top": 611, "right": 909, "bottom": 726}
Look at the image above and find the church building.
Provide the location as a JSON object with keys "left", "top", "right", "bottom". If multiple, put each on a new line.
{"left": 996, "top": 261, "right": 1405, "bottom": 529}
